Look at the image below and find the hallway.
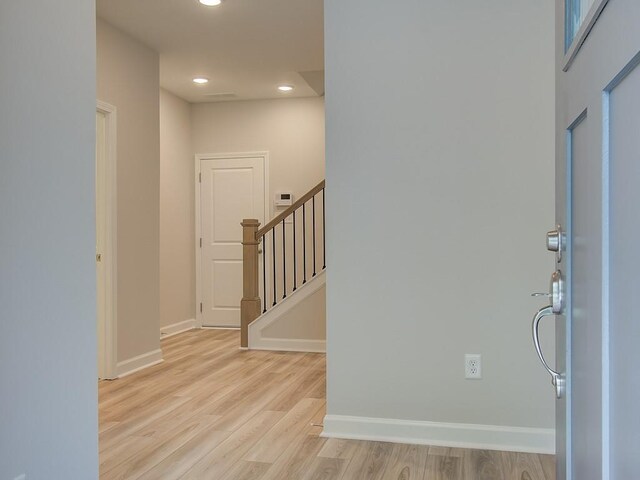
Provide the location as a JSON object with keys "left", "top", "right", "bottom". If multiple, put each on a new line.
{"left": 99, "top": 330, "right": 554, "bottom": 479}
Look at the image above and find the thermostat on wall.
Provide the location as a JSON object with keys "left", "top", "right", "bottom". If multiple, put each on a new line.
{"left": 275, "top": 192, "right": 294, "bottom": 208}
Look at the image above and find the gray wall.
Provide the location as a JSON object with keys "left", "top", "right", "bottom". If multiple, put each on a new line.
{"left": 97, "top": 19, "right": 161, "bottom": 363}
{"left": 160, "top": 89, "right": 194, "bottom": 330}
{"left": 191, "top": 97, "right": 326, "bottom": 220}
{"left": 0, "top": 1, "right": 98, "bottom": 478}
{"left": 325, "top": 0, "right": 556, "bottom": 430}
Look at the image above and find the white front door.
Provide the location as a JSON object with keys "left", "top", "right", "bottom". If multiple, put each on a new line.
{"left": 546, "top": 1, "right": 640, "bottom": 479}
{"left": 198, "top": 155, "right": 266, "bottom": 327}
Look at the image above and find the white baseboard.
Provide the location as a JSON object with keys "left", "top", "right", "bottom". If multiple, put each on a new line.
{"left": 249, "top": 338, "right": 326, "bottom": 353}
{"left": 321, "top": 415, "right": 555, "bottom": 454}
{"left": 201, "top": 326, "right": 240, "bottom": 331}
{"left": 116, "top": 349, "right": 163, "bottom": 378}
{"left": 160, "top": 318, "right": 196, "bottom": 339}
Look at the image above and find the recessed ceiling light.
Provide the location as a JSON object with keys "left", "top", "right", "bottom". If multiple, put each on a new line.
{"left": 193, "top": 77, "right": 209, "bottom": 85}
{"left": 277, "top": 85, "right": 294, "bottom": 92}
{"left": 199, "top": 0, "right": 222, "bottom": 6}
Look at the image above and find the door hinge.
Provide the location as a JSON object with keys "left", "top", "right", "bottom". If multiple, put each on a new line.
{"left": 200, "top": 302, "right": 203, "bottom": 313}
{"left": 200, "top": 238, "right": 202, "bottom": 248}
{"left": 199, "top": 172, "right": 201, "bottom": 183}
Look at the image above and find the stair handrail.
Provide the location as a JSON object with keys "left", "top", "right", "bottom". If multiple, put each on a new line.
{"left": 240, "top": 179, "right": 326, "bottom": 348}
{"left": 256, "top": 180, "right": 325, "bottom": 238}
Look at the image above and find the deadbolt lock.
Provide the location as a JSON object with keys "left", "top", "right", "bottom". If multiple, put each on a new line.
{"left": 546, "top": 225, "right": 565, "bottom": 262}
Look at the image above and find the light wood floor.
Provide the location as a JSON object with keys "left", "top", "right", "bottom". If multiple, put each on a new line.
{"left": 99, "top": 329, "right": 555, "bottom": 480}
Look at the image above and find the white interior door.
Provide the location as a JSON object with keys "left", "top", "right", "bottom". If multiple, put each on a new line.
{"left": 199, "top": 155, "right": 266, "bottom": 327}
{"left": 550, "top": 1, "right": 640, "bottom": 479}
{"left": 96, "top": 111, "right": 106, "bottom": 378}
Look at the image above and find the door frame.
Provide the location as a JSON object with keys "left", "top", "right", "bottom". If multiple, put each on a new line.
{"left": 194, "top": 152, "right": 270, "bottom": 328}
{"left": 563, "top": 0, "right": 609, "bottom": 71}
{"left": 97, "top": 100, "right": 118, "bottom": 379}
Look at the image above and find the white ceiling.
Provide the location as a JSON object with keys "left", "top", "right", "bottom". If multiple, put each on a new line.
{"left": 97, "top": 0, "right": 324, "bottom": 103}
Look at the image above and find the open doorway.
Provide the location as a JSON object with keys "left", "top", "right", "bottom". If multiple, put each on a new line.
{"left": 96, "top": 101, "right": 117, "bottom": 380}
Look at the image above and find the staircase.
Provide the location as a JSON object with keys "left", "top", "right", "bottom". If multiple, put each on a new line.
{"left": 240, "top": 180, "right": 326, "bottom": 351}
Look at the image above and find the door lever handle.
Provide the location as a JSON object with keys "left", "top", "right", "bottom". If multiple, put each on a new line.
{"left": 532, "top": 305, "right": 565, "bottom": 399}
{"left": 531, "top": 292, "right": 551, "bottom": 297}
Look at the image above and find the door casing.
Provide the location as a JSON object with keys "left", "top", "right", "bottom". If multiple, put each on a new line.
{"left": 96, "top": 100, "right": 118, "bottom": 379}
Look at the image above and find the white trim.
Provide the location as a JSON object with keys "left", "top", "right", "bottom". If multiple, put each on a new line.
{"left": 249, "top": 338, "right": 326, "bottom": 353}
{"left": 563, "top": 0, "right": 609, "bottom": 71}
{"left": 116, "top": 349, "right": 163, "bottom": 378}
{"left": 194, "top": 152, "right": 270, "bottom": 329}
{"left": 96, "top": 100, "right": 118, "bottom": 380}
{"left": 248, "top": 271, "right": 326, "bottom": 353}
{"left": 321, "top": 415, "right": 555, "bottom": 455}
{"left": 201, "top": 326, "right": 241, "bottom": 331}
{"left": 602, "top": 88, "right": 611, "bottom": 480}
{"left": 195, "top": 156, "right": 202, "bottom": 328}
{"left": 160, "top": 319, "right": 197, "bottom": 339}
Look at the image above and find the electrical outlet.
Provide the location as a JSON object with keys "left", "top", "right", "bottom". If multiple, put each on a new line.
{"left": 465, "top": 354, "right": 482, "bottom": 379}
{"left": 14, "top": 474, "right": 26, "bottom": 480}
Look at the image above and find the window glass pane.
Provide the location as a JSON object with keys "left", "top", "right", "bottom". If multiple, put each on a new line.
{"left": 566, "top": 0, "right": 598, "bottom": 49}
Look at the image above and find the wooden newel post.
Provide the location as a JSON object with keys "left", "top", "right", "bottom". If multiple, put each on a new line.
{"left": 240, "top": 219, "right": 261, "bottom": 348}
